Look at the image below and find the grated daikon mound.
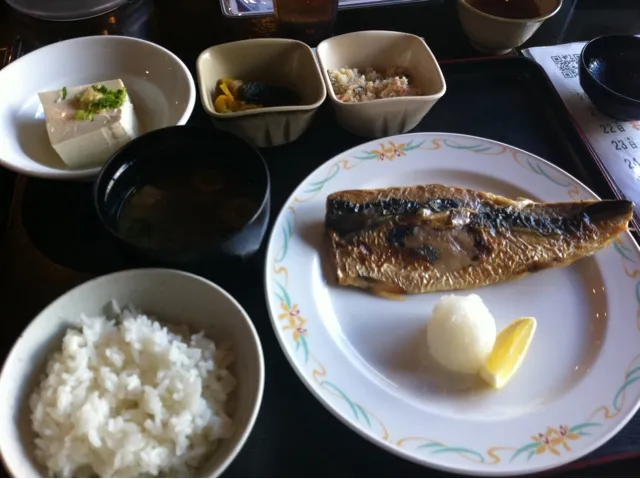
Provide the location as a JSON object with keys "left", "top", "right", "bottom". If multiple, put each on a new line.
{"left": 427, "top": 294, "right": 496, "bottom": 374}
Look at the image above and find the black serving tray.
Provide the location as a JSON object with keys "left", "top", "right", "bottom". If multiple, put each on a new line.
{"left": 1, "top": 55, "right": 639, "bottom": 477}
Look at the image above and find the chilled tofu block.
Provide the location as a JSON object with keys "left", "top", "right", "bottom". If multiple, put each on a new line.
{"left": 38, "top": 79, "right": 141, "bottom": 169}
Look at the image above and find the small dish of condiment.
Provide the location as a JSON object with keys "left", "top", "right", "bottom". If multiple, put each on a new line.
{"left": 456, "top": 0, "right": 562, "bottom": 55}
{"left": 316, "top": 31, "right": 446, "bottom": 138}
{"left": 94, "top": 125, "right": 270, "bottom": 270}
{"left": 196, "top": 39, "right": 326, "bottom": 148}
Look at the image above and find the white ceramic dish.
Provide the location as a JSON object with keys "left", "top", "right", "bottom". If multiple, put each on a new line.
{"left": 264, "top": 132, "right": 640, "bottom": 475}
{"left": 316, "top": 31, "right": 446, "bottom": 138}
{"left": 0, "top": 36, "right": 196, "bottom": 180}
{"left": 0, "top": 269, "right": 264, "bottom": 478}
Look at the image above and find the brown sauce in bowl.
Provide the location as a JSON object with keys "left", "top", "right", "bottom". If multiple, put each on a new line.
{"left": 467, "top": 0, "right": 541, "bottom": 19}
{"left": 117, "top": 168, "right": 260, "bottom": 251}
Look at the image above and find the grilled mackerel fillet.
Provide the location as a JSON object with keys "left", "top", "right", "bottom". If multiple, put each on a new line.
{"left": 325, "top": 185, "right": 633, "bottom": 295}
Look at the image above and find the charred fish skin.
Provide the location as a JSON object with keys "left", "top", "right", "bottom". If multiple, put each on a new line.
{"left": 325, "top": 185, "right": 633, "bottom": 295}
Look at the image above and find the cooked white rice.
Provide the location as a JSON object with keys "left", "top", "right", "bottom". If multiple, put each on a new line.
{"left": 29, "top": 301, "right": 236, "bottom": 478}
{"left": 328, "top": 66, "right": 422, "bottom": 103}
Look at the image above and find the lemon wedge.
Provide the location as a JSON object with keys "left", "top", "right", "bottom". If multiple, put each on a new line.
{"left": 480, "top": 317, "right": 537, "bottom": 389}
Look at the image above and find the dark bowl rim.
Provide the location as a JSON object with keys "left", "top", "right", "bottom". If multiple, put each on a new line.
{"left": 580, "top": 34, "right": 640, "bottom": 105}
{"left": 93, "top": 125, "right": 271, "bottom": 256}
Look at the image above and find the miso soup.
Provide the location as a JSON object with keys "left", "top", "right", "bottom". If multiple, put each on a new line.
{"left": 116, "top": 167, "right": 260, "bottom": 251}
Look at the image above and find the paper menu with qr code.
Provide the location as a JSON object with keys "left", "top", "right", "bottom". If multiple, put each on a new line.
{"left": 522, "top": 42, "right": 640, "bottom": 217}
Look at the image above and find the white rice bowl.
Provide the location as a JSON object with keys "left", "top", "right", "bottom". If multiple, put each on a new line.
{"left": 0, "top": 269, "right": 264, "bottom": 479}
{"left": 31, "top": 302, "right": 236, "bottom": 478}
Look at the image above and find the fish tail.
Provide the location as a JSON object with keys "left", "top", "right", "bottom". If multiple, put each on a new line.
{"left": 584, "top": 200, "right": 634, "bottom": 224}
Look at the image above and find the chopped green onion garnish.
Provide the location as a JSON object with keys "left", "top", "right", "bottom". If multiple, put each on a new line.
{"left": 75, "top": 110, "right": 94, "bottom": 121}
{"left": 74, "top": 84, "right": 127, "bottom": 121}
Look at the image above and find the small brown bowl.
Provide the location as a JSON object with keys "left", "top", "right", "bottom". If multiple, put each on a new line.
{"left": 457, "top": 0, "right": 563, "bottom": 55}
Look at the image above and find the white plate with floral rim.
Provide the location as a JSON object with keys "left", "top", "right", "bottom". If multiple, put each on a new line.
{"left": 263, "top": 132, "right": 640, "bottom": 476}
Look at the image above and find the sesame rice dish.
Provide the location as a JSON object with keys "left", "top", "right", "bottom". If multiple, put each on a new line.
{"left": 29, "top": 301, "right": 236, "bottom": 478}
{"left": 328, "top": 66, "right": 422, "bottom": 103}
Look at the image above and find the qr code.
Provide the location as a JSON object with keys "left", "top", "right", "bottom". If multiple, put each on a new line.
{"left": 551, "top": 54, "right": 581, "bottom": 78}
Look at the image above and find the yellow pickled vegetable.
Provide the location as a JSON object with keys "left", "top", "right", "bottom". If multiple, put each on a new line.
{"left": 213, "top": 77, "right": 298, "bottom": 113}
{"left": 219, "top": 81, "right": 234, "bottom": 101}
{"left": 214, "top": 94, "right": 232, "bottom": 113}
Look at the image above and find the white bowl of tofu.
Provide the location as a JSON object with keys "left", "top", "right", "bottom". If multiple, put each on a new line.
{"left": 0, "top": 35, "right": 196, "bottom": 180}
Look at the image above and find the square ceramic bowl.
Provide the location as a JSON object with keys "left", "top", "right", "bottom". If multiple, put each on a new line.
{"left": 316, "top": 31, "right": 446, "bottom": 138}
{"left": 197, "top": 39, "right": 326, "bottom": 148}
